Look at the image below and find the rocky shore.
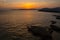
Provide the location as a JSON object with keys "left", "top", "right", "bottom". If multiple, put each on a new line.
{"left": 27, "top": 15, "right": 60, "bottom": 40}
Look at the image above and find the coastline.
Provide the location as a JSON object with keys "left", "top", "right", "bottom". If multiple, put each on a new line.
{"left": 38, "top": 7, "right": 60, "bottom": 13}
{"left": 38, "top": 10, "right": 60, "bottom": 13}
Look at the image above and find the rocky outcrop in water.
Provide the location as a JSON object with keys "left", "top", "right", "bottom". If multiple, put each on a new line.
{"left": 50, "top": 20, "right": 60, "bottom": 33}
{"left": 27, "top": 20, "right": 60, "bottom": 40}
{"left": 50, "top": 24, "right": 60, "bottom": 32}
{"left": 27, "top": 25, "right": 53, "bottom": 40}
{"left": 53, "top": 15, "right": 60, "bottom": 19}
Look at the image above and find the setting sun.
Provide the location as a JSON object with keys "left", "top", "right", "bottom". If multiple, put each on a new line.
{"left": 21, "top": 3, "right": 36, "bottom": 9}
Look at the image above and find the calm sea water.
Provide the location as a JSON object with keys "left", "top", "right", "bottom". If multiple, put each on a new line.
{"left": 0, "top": 10, "right": 60, "bottom": 40}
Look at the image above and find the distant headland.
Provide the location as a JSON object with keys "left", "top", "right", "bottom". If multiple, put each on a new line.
{"left": 38, "top": 7, "right": 60, "bottom": 13}
{"left": 12, "top": 9, "right": 37, "bottom": 10}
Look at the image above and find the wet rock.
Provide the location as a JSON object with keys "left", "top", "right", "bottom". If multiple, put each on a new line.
{"left": 53, "top": 15, "right": 60, "bottom": 20}
{"left": 51, "top": 21, "right": 56, "bottom": 24}
{"left": 50, "top": 20, "right": 60, "bottom": 33}
{"left": 50, "top": 24, "right": 60, "bottom": 33}
{"left": 56, "top": 16, "right": 60, "bottom": 19}
{"left": 27, "top": 25, "right": 53, "bottom": 40}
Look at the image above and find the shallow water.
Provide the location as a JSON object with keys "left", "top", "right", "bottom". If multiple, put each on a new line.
{"left": 0, "top": 10, "right": 60, "bottom": 40}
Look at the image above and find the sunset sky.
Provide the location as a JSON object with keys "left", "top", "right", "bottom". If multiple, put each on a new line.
{"left": 0, "top": 0, "right": 60, "bottom": 9}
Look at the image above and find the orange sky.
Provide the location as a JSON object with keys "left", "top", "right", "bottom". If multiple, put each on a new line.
{"left": 11, "top": 3, "right": 60, "bottom": 9}
{"left": 10, "top": 3, "right": 38, "bottom": 9}
{"left": 0, "top": 0, "right": 60, "bottom": 9}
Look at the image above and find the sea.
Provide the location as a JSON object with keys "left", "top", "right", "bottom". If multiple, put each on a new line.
{"left": 0, "top": 10, "right": 60, "bottom": 40}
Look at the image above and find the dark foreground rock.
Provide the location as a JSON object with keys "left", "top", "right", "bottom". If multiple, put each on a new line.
{"left": 27, "top": 25, "right": 53, "bottom": 40}
{"left": 51, "top": 21, "right": 56, "bottom": 24}
{"left": 53, "top": 15, "right": 60, "bottom": 19}
{"left": 56, "top": 16, "right": 60, "bottom": 19}
{"left": 50, "top": 20, "right": 60, "bottom": 33}
{"left": 50, "top": 24, "right": 60, "bottom": 33}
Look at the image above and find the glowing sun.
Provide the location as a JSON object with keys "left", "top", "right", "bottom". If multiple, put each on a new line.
{"left": 22, "top": 3, "right": 36, "bottom": 9}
